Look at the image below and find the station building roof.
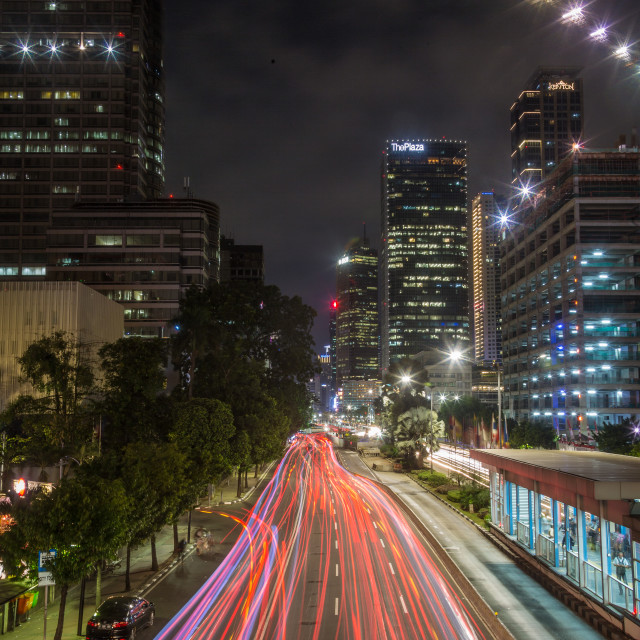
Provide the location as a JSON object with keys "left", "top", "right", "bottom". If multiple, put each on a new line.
{"left": 470, "top": 449, "right": 640, "bottom": 502}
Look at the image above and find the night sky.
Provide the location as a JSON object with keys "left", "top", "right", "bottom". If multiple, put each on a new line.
{"left": 163, "top": 0, "right": 640, "bottom": 350}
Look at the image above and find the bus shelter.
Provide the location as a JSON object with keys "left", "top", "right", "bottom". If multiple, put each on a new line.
{"left": 470, "top": 449, "right": 640, "bottom": 634}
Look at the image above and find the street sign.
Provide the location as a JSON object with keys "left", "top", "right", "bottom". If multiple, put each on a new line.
{"left": 38, "top": 549, "right": 56, "bottom": 586}
{"left": 38, "top": 573, "right": 55, "bottom": 586}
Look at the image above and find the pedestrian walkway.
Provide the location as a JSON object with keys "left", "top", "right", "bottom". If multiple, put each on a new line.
{"left": 4, "top": 464, "right": 273, "bottom": 640}
{"left": 339, "top": 449, "right": 608, "bottom": 640}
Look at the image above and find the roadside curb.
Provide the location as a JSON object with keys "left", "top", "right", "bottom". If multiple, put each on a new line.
{"left": 136, "top": 544, "right": 195, "bottom": 597}
{"left": 211, "top": 460, "right": 278, "bottom": 506}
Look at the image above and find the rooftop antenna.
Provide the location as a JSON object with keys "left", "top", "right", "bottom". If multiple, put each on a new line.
{"left": 183, "top": 176, "right": 192, "bottom": 199}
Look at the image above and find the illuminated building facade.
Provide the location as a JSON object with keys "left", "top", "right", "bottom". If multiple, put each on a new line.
{"left": 471, "top": 192, "right": 502, "bottom": 365}
{"left": 335, "top": 239, "right": 378, "bottom": 385}
{"left": 511, "top": 67, "right": 583, "bottom": 188}
{"left": 329, "top": 301, "right": 337, "bottom": 393}
{"left": 46, "top": 198, "right": 219, "bottom": 337}
{"left": 381, "top": 139, "right": 469, "bottom": 370}
{"left": 501, "top": 148, "right": 640, "bottom": 433}
{"left": 0, "top": 0, "right": 164, "bottom": 279}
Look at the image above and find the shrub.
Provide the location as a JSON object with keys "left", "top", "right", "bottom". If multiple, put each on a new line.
{"left": 447, "top": 489, "right": 463, "bottom": 502}
{"left": 458, "top": 486, "right": 491, "bottom": 510}
{"left": 425, "top": 472, "right": 449, "bottom": 487}
{"left": 379, "top": 444, "right": 399, "bottom": 458}
{"left": 436, "top": 484, "right": 457, "bottom": 494}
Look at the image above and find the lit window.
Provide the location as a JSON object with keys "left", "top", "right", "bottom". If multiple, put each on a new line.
{"left": 21, "top": 267, "right": 46, "bottom": 276}
{"left": 54, "top": 91, "right": 81, "bottom": 100}
{"left": 0, "top": 91, "right": 23, "bottom": 100}
{"left": 94, "top": 235, "right": 122, "bottom": 247}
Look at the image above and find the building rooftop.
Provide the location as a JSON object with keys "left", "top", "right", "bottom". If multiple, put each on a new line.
{"left": 471, "top": 449, "right": 640, "bottom": 500}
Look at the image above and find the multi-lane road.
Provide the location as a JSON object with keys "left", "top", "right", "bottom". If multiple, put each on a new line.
{"left": 155, "top": 434, "right": 488, "bottom": 639}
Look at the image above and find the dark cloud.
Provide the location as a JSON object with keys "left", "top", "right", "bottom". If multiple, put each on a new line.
{"left": 164, "top": 0, "right": 640, "bottom": 349}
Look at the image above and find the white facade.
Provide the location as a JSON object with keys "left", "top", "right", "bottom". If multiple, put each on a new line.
{"left": 0, "top": 281, "right": 124, "bottom": 409}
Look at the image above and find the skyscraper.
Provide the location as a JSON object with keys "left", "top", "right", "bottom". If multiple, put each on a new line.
{"left": 510, "top": 67, "right": 583, "bottom": 188}
{"left": 471, "top": 191, "right": 502, "bottom": 365}
{"left": 335, "top": 237, "right": 378, "bottom": 385}
{"left": 381, "top": 139, "right": 469, "bottom": 370}
{"left": 0, "top": 1, "right": 165, "bottom": 279}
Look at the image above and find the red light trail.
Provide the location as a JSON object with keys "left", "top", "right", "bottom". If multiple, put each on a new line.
{"left": 156, "top": 434, "right": 483, "bottom": 639}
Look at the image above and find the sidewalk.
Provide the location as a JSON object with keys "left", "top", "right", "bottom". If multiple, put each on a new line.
{"left": 5, "top": 464, "right": 273, "bottom": 640}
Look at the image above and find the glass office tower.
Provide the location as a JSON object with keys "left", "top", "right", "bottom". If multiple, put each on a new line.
{"left": 335, "top": 238, "right": 378, "bottom": 385}
{"left": 0, "top": 0, "right": 165, "bottom": 279}
{"left": 381, "top": 139, "right": 469, "bottom": 370}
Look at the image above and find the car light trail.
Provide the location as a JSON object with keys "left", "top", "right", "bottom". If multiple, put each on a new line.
{"left": 156, "top": 434, "right": 484, "bottom": 639}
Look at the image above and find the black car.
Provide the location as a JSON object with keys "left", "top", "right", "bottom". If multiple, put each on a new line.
{"left": 86, "top": 596, "right": 155, "bottom": 640}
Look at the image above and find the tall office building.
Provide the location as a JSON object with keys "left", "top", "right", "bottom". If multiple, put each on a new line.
{"left": 335, "top": 238, "right": 378, "bottom": 385}
{"left": 0, "top": 0, "right": 164, "bottom": 279}
{"left": 381, "top": 139, "right": 469, "bottom": 370}
{"left": 329, "top": 300, "right": 337, "bottom": 395}
{"left": 510, "top": 67, "right": 583, "bottom": 188}
{"left": 471, "top": 192, "right": 502, "bottom": 365}
{"left": 46, "top": 198, "right": 220, "bottom": 337}
{"left": 501, "top": 147, "right": 640, "bottom": 433}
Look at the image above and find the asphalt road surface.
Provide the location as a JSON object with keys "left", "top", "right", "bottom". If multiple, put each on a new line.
{"left": 153, "top": 434, "right": 491, "bottom": 640}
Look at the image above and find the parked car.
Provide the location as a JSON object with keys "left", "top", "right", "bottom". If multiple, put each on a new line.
{"left": 85, "top": 596, "right": 155, "bottom": 639}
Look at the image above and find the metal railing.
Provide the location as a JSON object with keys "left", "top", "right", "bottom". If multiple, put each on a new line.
{"left": 517, "top": 521, "right": 530, "bottom": 547}
{"left": 608, "top": 576, "right": 634, "bottom": 613}
{"left": 583, "top": 561, "right": 603, "bottom": 598}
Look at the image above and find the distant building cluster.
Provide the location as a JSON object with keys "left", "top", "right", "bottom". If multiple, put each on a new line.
{"left": 321, "top": 66, "right": 640, "bottom": 442}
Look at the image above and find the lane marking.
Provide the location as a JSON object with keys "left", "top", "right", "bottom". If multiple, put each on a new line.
{"left": 335, "top": 597, "right": 339, "bottom": 615}
{"left": 380, "top": 539, "right": 385, "bottom": 548}
{"left": 335, "top": 540, "right": 338, "bottom": 550}
{"left": 400, "top": 595, "right": 408, "bottom": 614}
{"left": 334, "top": 522, "right": 337, "bottom": 530}
{"left": 388, "top": 562, "right": 395, "bottom": 575}
{"left": 336, "top": 564, "right": 339, "bottom": 577}
{"left": 373, "top": 522, "right": 377, "bottom": 529}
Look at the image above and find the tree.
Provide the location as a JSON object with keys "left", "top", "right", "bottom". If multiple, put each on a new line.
{"left": 98, "top": 337, "right": 168, "bottom": 451}
{"left": 231, "top": 430, "right": 251, "bottom": 498}
{"left": 395, "top": 406, "right": 444, "bottom": 468}
{"left": 508, "top": 419, "right": 557, "bottom": 449}
{"left": 171, "top": 281, "right": 317, "bottom": 463}
{"left": 170, "top": 398, "right": 235, "bottom": 528}
{"left": 171, "top": 286, "right": 213, "bottom": 400}
{"left": 3, "top": 473, "right": 128, "bottom": 640}
{"left": 1, "top": 332, "right": 95, "bottom": 476}
{"left": 595, "top": 419, "right": 636, "bottom": 455}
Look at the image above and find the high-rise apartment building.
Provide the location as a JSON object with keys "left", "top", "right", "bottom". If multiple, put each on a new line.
{"left": 510, "top": 67, "right": 583, "bottom": 188}
{"left": 0, "top": 0, "right": 164, "bottom": 278}
{"left": 471, "top": 192, "right": 502, "bottom": 365}
{"left": 501, "top": 147, "right": 640, "bottom": 433}
{"left": 381, "top": 139, "right": 469, "bottom": 370}
{"left": 335, "top": 238, "right": 378, "bottom": 385}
